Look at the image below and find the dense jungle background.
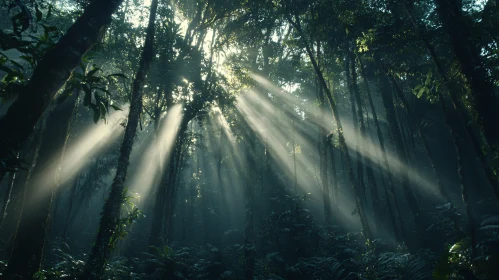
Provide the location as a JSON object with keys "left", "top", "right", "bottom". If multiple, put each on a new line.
{"left": 0, "top": 0, "right": 499, "bottom": 279}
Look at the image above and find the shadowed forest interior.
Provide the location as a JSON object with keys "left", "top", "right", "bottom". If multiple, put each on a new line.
{"left": 0, "top": 0, "right": 499, "bottom": 279}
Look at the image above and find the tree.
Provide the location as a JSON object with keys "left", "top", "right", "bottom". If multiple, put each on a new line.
{"left": 0, "top": 0, "right": 125, "bottom": 180}
{"left": 4, "top": 85, "right": 79, "bottom": 278}
{"left": 81, "top": 0, "right": 159, "bottom": 277}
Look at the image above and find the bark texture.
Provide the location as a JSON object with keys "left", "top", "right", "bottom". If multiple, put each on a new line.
{"left": 434, "top": 0, "right": 499, "bottom": 152}
{"left": 0, "top": 0, "right": 125, "bottom": 173}
{"left": 81, "top": 0, "right": 158, "bottom": 277}
{"left": 5, "top": 90, "right": 79, "bottom": 279}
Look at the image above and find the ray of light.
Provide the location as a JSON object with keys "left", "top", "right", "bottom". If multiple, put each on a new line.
{"left": 211, "top": 105, "right": 235, "bottom": 143}
{"left": 240, "top": 72, "right": 448, "bottom": 241}
{"left": 31, "top": 107, "right": 129, "bottom": 201}
{"left": 249, "top": 72, "right": 336, "bottom": 132}
{"left": 235, "top": 91, "right": 365, "bottom": 231}
{"left": 236, "top": 90, "right": 325, "bottom": 193}
{"left": 128, "top": 104, "right": 184, "bottom": 200}
{"left": 250, "top": 71, "right": 442, "bottom": 199}
{"left": 340, "top": 121, "right": 443, "bottom": 199}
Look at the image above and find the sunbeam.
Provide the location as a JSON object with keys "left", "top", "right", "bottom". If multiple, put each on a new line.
{"left": 129, "top": 104, "right": 184, "bottom": 200}
{"left": 30, "top": 107, "right": 129, "bottom": 203}
{"left": 250, "top": 72, "right": 442, "bottom": 199}
{"left": 341, "top": 122, "right": 443, "bottom": 199}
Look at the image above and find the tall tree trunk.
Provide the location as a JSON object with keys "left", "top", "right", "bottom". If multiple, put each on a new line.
{"left": 0, "top": 172, "right": 15, "bottom": 226}
{"left": 390, "top": 75, "right": 463, "bottom": 236}
{"left": 286, "top": 14, "right": 373, "bottom": 240}
{"left": 350, "top": 54, "right": 381, "bottom": 235}
{"left": 357, "top": 59, "right": 402, "bottom": 241}
{"left": 346, "top": 54, "right": 368, "bottom": 210}
{"left": 0, "top": 0, "right": 125, "bottom": 177}
{"left": 317, "top": 40, "right": 331, "bottom": 224}
{"left": 328, "top": 141, "right": 339, "bottom": 210}
{"left": 81, "top": 1, "right": 158, "bottom": 277}
{"left": 434, "top": 0, "right": 499, "bottom": 153}
{"left": 164, "top": 133, "right": 185, "bottom": 242}
{"left": 244, "top": 138, "right": 256, "bottom": 280}
{"left": 376, "top": 70, "right": 424, "bottom": 247}
{"left": 404, "top": 4, "right": 499, "bottom": 204}
{"left": 148, "top": 121, "right": 186, "bottom": 248}
{"left": 62, "top": 175, "right": 81, "bottom": 240}
{"left": 440, "top": 97, "right": 477, "bottom": 257}
{"left": 0, "top": 124, "right": 42, "bottom": 261}
{"left": 5, "top": 89, "right": 79, "bottom": 279}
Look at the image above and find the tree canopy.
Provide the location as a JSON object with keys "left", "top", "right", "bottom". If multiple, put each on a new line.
{"left": 0, "top": 0, "right": 498, "bottom": 279}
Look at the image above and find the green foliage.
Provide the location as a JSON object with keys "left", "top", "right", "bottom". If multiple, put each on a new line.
{"left": 108, "top": 190, "right": 145, "bottom": 249}
{"left": 31, "top": 249, "right": 143, "bottom": 280}
{"left": 358, "top": 251, "right": 433, "bottom": 280}
{"left": 64, "top": 64, "right": 126, "bottom": 123}
{"left": 0, "top": 19, "right": 61, "bottom": 101}
{"left": 433, "top": 216, "right": 499, "bottom": 279}
{"left": 143, "top": 244, "right": 229, "bottom": 280}
{"left": 412, "top": 70, "right": 440, "bottom": 102}
{"left": 286, "top": 257, "right": 349, "bottom": 280}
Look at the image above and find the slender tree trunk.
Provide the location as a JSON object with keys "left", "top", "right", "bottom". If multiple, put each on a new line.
{"left": 377, "top": 71, "right": 424, "bottom": 247}
{"left": 244, "top": 138, "right": 256, "bottom": 280}
{"left": 440, "top": 98, "right": 477, "bottom": 257}
{"left": 390, "top": 75, "right": 463, "bottom": 236}
{"left": 149, "top": 121, "right": 187, "bottom": 248}
{"left": 0, "top": 172, "right": 15, "bottom": 226}
{"left": 0, "top": 124, "right": 43, "bottom": 261}
{"left": 0, "top": 0, "right": 125, "bottom": 175}
{"left": 349, "top": 54, "right": 373, "bottom": 201}
{"left": 292, "top": 117, "right": 298, "bottom": 192}
{"left": 317, "top": 41, "right": 331, "bottom": 224}
{"left": 350, "top": 54, "right": 381, "bottom": 235}
{"left": 164, "top": 134, "right": 185, "bottom": 242}
{"left": 357, "top": 59, "right": 403, "bottom": 241}
{"left": 81, "top": 1, "right": 158, "bottom": 277}
{"left": 404, "top": 5, "right": 499, "bottom": 204}
{"left": 346, "top": 54, "right": 368, "bottom": 209}
{"left": 62, "top": 176, "right": 81, "bottom": 240}
{"left": 5, "top": 88, "right": 79, "bottom": 279}
{"left": 328, "top": 141, "right": 339, "bottom": 210}
{"left": 434, "top": 0, "right": 499, "bottom": 153}
{"left": 287, "top": 14, "right": 373, "bottom": 240}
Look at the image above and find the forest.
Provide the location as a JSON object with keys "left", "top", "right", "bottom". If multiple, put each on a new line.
{"left": 0, "top": 0, "right": 498, "bottom": 279}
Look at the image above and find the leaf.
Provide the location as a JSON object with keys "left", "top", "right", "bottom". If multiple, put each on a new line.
{"left": 41, "top": 25, "right": 58, "bottom": 34}
{"left": 36, "top": 7, "right": 43, "bottom": 21}
{"left": 480, "top": 216, "right": 499, "bottom": 226}
{"left": 83, "top": 91, "right": 91, "bottom": 106}
{"left": 417, "top": 87, "right": 426, "bottom": 99}
{"left": 86, "top": 67, "right": 101, "bottom": 77}
{"left": 6, "top": 60, "right": 24, "bottom": 72}
{"left": 479, "top": 225, "right": 499, "bottom": 231}
{"left": 107, "top": 73, "right": 128, "bottom": 80}
{"left": 93, "top": 87, "right": 111, "bottom": 96}
{"left": 110, "top": 104, "right": 122, "bottom": 111}
{"left": 46, "top": 5, "right": 53, "bottom": 19}
{"left": 93, "top": 109, "right": 100, "bottom": 123}
{"left": 0, "top": 65, "right": 13, "bottom": 74}
{"left": 2, "top": 72, "right": 20, "bottom": 83}
{"left": 19, "top": 55, "right": 35, "bottom": 67}
{"left": 98, "top": 101, "right": 107, "bottom": 118}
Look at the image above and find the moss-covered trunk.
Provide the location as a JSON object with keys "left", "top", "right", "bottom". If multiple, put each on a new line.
{"left": 81, "top": 0, "right": 158, "bottom": 277}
